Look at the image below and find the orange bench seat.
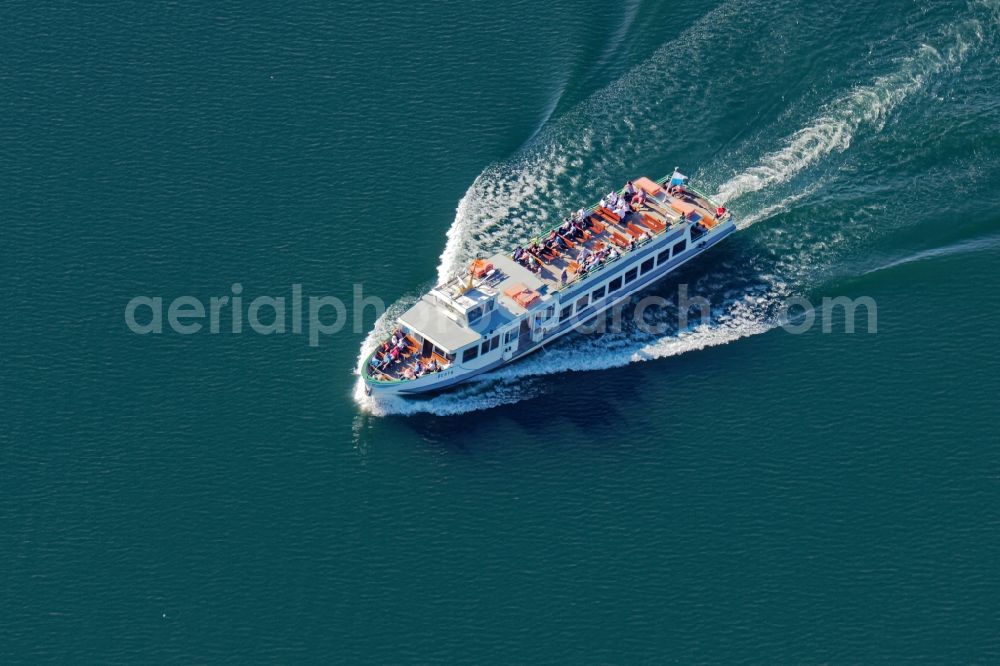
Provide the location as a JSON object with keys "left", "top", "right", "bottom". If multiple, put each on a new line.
{"left": 633, "top": 176, "right": 664, "bottom": 197}
{"left": 670, "top": 199, "right": 697, "bottom": 216}
{"left": 642, "top": 213, "right": 666, "bottom": 232}
{"left": 610, "top": 231, "right": 631, "bottom": 249}
{"left": 625, "top": 223, "right": 646, "bottom": 239}
{"left": 596, "top": 206, "right": 621, "bottom": 223}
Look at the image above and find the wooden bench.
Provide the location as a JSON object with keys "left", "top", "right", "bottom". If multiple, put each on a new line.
{"left": 596, "top": 206, "right": 621, "bottom": 223}
{"left": 642, "top": 213, "right": 666, "bottom": 232}
{"left": 404, "top": 335, "right": 422, "bottom": 355}
{"left": 634, "top": 176, "right": 664, "bottom": 197}
{"left": 625, "top": 223, "right": 646, "bottom": 239}
{"left": 610, "top": 231, "right": 631, "bottom": 249}
{"left": 670, "top": 198, "right": 697, "bottom": 216}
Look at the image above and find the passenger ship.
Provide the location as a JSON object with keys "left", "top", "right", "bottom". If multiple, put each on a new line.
{"left": 361, "top": 171, "right": 736, "bottom": 396}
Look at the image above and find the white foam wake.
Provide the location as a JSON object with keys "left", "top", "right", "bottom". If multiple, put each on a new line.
{"left": 716, "top": 5, "right": 992, "bottom": 204}
{"left": 352, "top": 2, "right": 990, "bottom": 417}
{"left": 860, "top": 232, "right": 1000, "bottom": 276}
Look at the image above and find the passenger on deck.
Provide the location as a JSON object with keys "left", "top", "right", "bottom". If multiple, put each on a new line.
{"left": 427, "top": 358, "right": 440, "bottom": 373}
{"left": 512, "top": 246, "right": 525, "bottom": 263}
{"left": 413, "top": 363, "right": 425, "bottom": 378}
{"left": 531, "top": 241, "right": 552, "bottom": 262}
{"left": 576, "top": 247, "right": 592, "bottom": 264}
{"left": 527, "top": 255, "right": 541, "bottom": 274}
{"left": 608, "top": 247, "right": 620, "bottom": 261}
{"left": 631, "top": 190, "right": 647, "bottom": 210}
{"left": 560, "top": 267, "right": 568, "bottom": 285}
{"left": 614, "top": 200, "right": 630, "bottom": 219}
{"left": 716, "top": 206, "right": 727, "bottom": 219}
{"left": 402, "top": 366, "right": 415, "bottom": 380}
{"left": 624, "top": 180, "right": 637, "bottom": 201}
{"left": 389, "top": 346, "right": 400, "bottom": 363}
{"left": 546, "top": 230, "right": 567, "bottom": 252}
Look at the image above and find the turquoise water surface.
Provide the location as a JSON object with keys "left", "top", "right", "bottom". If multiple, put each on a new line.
{"left": 4, "top": 0, "right": 1000, "bottom": 661}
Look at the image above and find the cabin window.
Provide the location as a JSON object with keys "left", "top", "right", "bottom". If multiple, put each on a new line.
{"left": 445, "top": 352, "right": 456, "bottom": 362}
{"left": 560, "top": 305, "right": 573, "bottom": 321}
{"left": 609, "top": 276, "right": 623, "bottom": 292}
{"left": 490, "top": 335, "right": 500, "bottom": 351}
{"left": 462, "top": 346, "right": 479, "bottom": 362}
{"left": 592, "top": 285, "right": 606, "bottom": 300}
{"left": 641, "top": 258, "right": 655, "bottom": 275}
{"left": 625, "top": 267, "right": 638, "bottom": 284}
{"left": 504, "top": 330, "right": 516, "bottom": 344}
{"left": 657, "top": 249, "right": 670, "bottom": 265}
{"left": 673, "top": 239, "right": 687, "bottom": 255}
{"left": 481, "top": 340, "right": 490, "bottom": 354}
{"left": 467, "top": 306, "right": 483, "bottom": 324}
{"left": 576, "top": 294, "right": 589, "bottom": 311}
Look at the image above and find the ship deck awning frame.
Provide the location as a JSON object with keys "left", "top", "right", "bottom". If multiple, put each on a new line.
{"left": 397, "top": 298, "right": 482, "bottom": 353}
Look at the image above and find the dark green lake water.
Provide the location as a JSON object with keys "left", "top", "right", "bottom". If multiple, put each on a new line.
{"left": 4, "top": 0, "right": 1000, "bottom": 661}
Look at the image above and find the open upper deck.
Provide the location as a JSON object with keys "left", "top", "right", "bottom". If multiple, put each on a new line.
{"left": 502, "top": 175, "right": 725, "bottom": 296}
{"left": 364, "top": 174, "right": 729, "bottom": 383}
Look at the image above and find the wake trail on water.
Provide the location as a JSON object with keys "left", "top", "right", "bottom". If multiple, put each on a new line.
{"left": 860, "top": 232, "right": 1000, "bottom": 277}
{"left": 353, "top": 2, "right": 991, "bottom": 417}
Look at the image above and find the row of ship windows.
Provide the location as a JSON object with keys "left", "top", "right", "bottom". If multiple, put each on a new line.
{"left": 461, "top": 237, "right": 688, "bottom": 363}
{"left": 558, "top": 237, "right": 687, "bottom": 321}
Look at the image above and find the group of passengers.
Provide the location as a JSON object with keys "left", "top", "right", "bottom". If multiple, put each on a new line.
{"left": 566, "top": 244, "right": 620, "bottom": 281}
{"left": 401, "top": 356, "right": 441, "bottom": 380}
{"left": 559, "top": 238, "right": 626, "bottom": 283}
{"left": 599, "top": 181, "right": 648, "bottom": 218}
{"left": 600, "top": 189, "right": 632, "bottom": 220}
{"left": 560, "top": 213, "right": 591, "bottom": 239}
{"left": 512, "top": 207, "right": 601, "bottom": 275}
{"left": 370, "top": 330, "right": 410, "bottom": 368}
{"left": 368, "top": 328, "right": 446, "bottom": 380}
{"left": 510, "top": 180, "right": 659, "bottom": 284}
{"left": 665, "top": 180, "right": 687, "bottom": 199}
{"left": 511, "top": 245, "right": 543, "bottom": 274}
